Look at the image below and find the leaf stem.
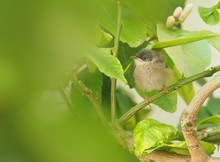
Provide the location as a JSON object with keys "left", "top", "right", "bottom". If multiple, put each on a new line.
{"left": 111, "top": 1, "right": 122, "bottom": 122}
{"left": 118, "top": 65, "right": 220, "bottom": 124}
{"left": 111, "top": 79, "right": 117, "bottom": 121}
{"left": 114, "top": 1, "right": 122, "bottom": 58}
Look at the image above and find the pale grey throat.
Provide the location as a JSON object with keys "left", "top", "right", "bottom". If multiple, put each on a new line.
{"left": 132, "top": 50, "right": 172, "bottom": 92}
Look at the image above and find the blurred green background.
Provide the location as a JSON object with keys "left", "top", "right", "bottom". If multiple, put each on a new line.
{"left": 0, "top": 0, "right": 185, "bottom": 161}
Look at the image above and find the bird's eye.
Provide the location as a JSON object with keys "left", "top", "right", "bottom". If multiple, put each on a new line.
{"left": 142, "top": 56, "right": 147, "bottom": 60}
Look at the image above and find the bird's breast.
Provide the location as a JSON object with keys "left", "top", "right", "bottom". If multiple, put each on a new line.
{"left": 134, "top": 62, "right": 171, "bottom": 92}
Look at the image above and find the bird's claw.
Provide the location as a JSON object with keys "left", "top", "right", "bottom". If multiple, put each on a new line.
{"left": 163, "top": 84, "right": 169, "bottom": 94}
{"left": 145, "top": 96, "right": 151, "bottom": 107}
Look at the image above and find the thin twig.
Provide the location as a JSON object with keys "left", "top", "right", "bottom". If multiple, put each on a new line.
{"left": 111, "top": 79, "right": 117, "bottom": 122}
{"left": 114, "top": 1, "right": 122, "bottom": 58}
{"left": 111, "top": 0, "right": 122, "bottom": 122}
{"left": 118, "top": 65, "right": 220, "bottom": 124}
{"left": 72, "top": 77, "right": 108, "bottom": 125}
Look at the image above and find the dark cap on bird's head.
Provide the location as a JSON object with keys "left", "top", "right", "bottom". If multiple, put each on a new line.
{"left": 131, "top": 49, "right": 158, "bottom": 62}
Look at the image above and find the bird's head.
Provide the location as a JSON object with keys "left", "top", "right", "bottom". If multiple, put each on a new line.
{"left": 131, "top": 49, "right": 160, "bottom": 66}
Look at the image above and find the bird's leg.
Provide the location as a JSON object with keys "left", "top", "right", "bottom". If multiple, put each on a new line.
{"left": 145, "top": 96, "right": 151, "bottom": 107}
{"left": 163, "top": 84, "right": 169, "bottom": 94}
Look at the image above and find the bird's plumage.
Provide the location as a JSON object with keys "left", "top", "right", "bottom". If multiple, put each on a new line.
{"left": 133, "top": 50, "right": 171, "bottom": 92}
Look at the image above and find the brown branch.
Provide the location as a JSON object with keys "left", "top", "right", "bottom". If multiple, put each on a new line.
{"left": 181, "top": 75, "right": 220, "bottom": 162}
{"left": 141, "top": 151, "right": 190, "bottom": 162}
{"left": 207, "top": 157, "right": 220, "bottom": 162}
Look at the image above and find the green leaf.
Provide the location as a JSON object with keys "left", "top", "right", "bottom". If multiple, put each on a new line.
{"left": 124, "top": 0, "right": 185, "bottom": 26}
{"left": 206, "top": 96, "right": 220, "bottom": 115}
{"left": 121, "top": 7, "right": 147, "bottom": 47}
{"left": 154, "top": 91, "right": 177, "bottom": 113}
{"left": 133, "top": 119, "right": 178, "bottom": 157}
{"left": 116, "top": 88, "right": 137, "bottom": 115}
{"left": 200, "top": 141, "right": 216, "bottom": 155}
{"left": 207, "top": 36, "right": 220, "bottom": 51}
{"left": 156, "top": 24, "right": 212, "bottom": 77}
{"left": 95, "top": 26, "right": 113, "bottom": 47}
{"left": 135, "top": 87, "right": 178, "bottom": 113}
{"left": 100, "top": 4, "right": 146, "bottom": 47}
{"left": 173, "top": 67, "right": 194, "bottom": 104}
{"left": 163, "top": 141, "right": 189, "bottom": 155}
{"left": 86, "top": 48, "right": 127, "bottom": 84}
{"left": 118, "top": 43, "right": 148, "bottom": 88}
{"left": 153, "top": 25, "right": 219, "bottom": 49}
{"left": 197, "top": 96, "right": 220, "bottom": 126}
{"left": 86, "top": 59, "right": 97, "bottom": 73}
{"left": 142, "top": 141, "right": 215, "bottom": 156}
{"left": 197, "top": 115, "right": 220, "bottom": 127}
{"left": 198, "top": 2, "right": 220, "bottom": 25}
{"left": 116, "top": 88, "right": 137, "bottom": 130}
{"left": 197, "top": 106, "right": 212, "bottom": 124}
{"left": 71, "top": 69, "right": 103, "bottom": 117}
{"left": 178, "top": 83, "right": 194, "bottom": 105}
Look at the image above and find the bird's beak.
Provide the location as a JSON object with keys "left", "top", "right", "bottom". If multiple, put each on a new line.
{"left": 130, "top": 56, "right": 136, "bottom": 59}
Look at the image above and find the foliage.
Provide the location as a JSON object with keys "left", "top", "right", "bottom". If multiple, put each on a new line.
{"left": 86, "top": 48, "right": 127, "bottom": 83}
{"left": 133, "top": 119, "right": 178, "bottom": 156}
{"left": 156, "top": 24, "right": 214, "bottom": 77}
{"left": 1, "top": 0, "right": 220, "bottom": 161}
{"left": 134, "top": 119, "right": 216, "bottom": 157}
{"left": 199, "top": 1, "right": 220, "bottom": 25}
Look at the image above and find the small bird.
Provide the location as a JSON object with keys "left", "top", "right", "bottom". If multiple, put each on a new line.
{"left": 131, "top": 49, "right": 171, "bottom": 102}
